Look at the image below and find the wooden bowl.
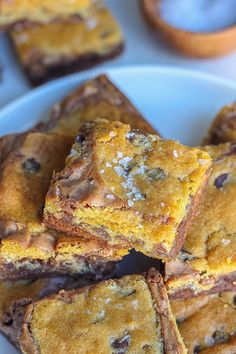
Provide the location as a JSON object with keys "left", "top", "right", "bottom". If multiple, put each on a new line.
{"left": 141, "top": 0, "right": 236, "bottom": 58}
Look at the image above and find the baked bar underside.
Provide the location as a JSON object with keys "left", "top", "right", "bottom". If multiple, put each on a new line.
{"left": 166, "top": 142, "right": 236, "bottom": 298}
{"left": 44, "top": 119, "right": 211, "bottom": 260}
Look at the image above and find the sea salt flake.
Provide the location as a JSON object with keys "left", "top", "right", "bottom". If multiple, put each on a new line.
{"left": 97, "top": 310, "right": 106, "bottom": 320}
{"left": 105, "top": 298, "right": 111, "bottom": 304}
{"left": 114, "top": 166, "right": 125, "bottom": 177}
{"left": 198, "top": 159, "right": 209, "bottom": 165}
{"left": 109, "top": 131, "right": 116, "bottom": 137}
{"left": 222, "top": 239, "right": 231, "bottom": 246}
{"left": 128, "top": 200, "right": 134, "bottom": 207}
{"left": 106, "top": 162, "right": 112, "bottom": 167}
{"left": 131, "top": 300, "right": 139, "bottom": 309}
{"left": 113, "top": 158, "right": 118, "bottom": 163}
{"left": 173, "top": 150, "right": 179, "bottom": 158}
{"left": 100, "top": 169, "right": 105, "bottom": 174}
{"left": 117, "top": 151, "right": 123, "bottom": 158}
{"left": 160, "top": 202, "right": 165, "bottom": 207}
{"left": 106, "top": 194, "right": 115, "bottom": 200}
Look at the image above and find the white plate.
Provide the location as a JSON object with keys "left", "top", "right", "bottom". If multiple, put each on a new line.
{"left": 1, "top": 65, "right": 236, "bottom": 354}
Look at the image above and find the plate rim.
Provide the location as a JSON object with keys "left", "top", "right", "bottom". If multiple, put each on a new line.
{"left": 1, "top": 64, "right": 236, "bottom": 118}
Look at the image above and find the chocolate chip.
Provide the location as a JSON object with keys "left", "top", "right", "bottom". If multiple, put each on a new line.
{"left": 212, "top": 330, "right": 229, "bottom": 344}
{"left": 147, "top": 168, "right": 166, "bottom": 180}
{"left": 22, "top": 158, "right": 40, "bottom": 173}
{"left": 101, "top": 30, "right": 112, "bottom": 38}
{"left": 178, "top": 250, "right": 196, "bottom": 261}
{"left": 75, "top": 134, "right": 85, "bottom": 144}
{"left": 233, "top": 295, "right": 236, "bottom": 306}
{"left": 227, "top": 144, "right": 236, "bottom": 155}
{"left": 111, "top": 333, "right": 131, "bottom": 354}
{"left": 194, "top": 345, "right": 201, "bottom": 353}
{"left": 214, "top": 173, "right": 228, "bottom": 189}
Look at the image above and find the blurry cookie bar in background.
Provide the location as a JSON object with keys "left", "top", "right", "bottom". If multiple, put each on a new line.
{"left": 166, "top": 142, "right": 236, "bottom": 298}
{"left": 44, "top": 118, "right": 211, "bottom": 261}
{"left": 203, "top": 103, "right": 236, "bottom": 145}
{"left": 9, "top": 6, "right": 124, "bottom": 86}
{"left": 0, "top": 0, "right": 99, "bottom": 30}
{"left": 42, "top": 74, "right": 157, "bottom": 137}
{"left": 13, "top": 269, "right": 187, "bottom": 354}
{"left": 171, "top": 291, "right": 236, "bottom": 353}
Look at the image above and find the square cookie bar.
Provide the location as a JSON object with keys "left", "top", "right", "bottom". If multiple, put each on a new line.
{"left": 44, "top": 119, "right": 211, "bottom": 260}
{"left": 203, "top": 103, "right": 236, "bottom": 145}
{"left": 0, "top": 0, "right": 98, "bottom": 30}
{"left": 10, "top": 7, "right": 124, "bottom": 86}
{"left": 0, "top": 276, "right": 93, "bottom": 348}
{"left": 42, "top": 74, "right": 157, "bottom": 137}
{"left": 171, "top": 291, "right": 236, "bottom": 353}
{"left": 13, "top": 269, "right": 186, "bottom": 354}
{"left": 0, "top": 132, "right": 124, "bottom": 280}
{"left": 166, "top": 142, "right": 236, "bottom": 298}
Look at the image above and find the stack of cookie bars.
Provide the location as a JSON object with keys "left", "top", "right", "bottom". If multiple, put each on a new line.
{"left": 0, "top": 0, "right": 124, "bottom": 85}
{"left": 0, "top": 74, "right": 235, "bottom": 353}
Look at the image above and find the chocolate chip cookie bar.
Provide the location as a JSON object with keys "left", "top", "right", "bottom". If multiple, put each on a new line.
{"left": 203, "top": 103, "right": 236, "bottom": 145}
{"left": 43, "top": 74, "right": 156, "bottom": 137}
{"left": 44, "top": 118, "right": 211, "bottom": 260}
{"left": 10, "top": 7, "right": 124, "bottom": 86}
{"left": 171, "top": 291, "right": 236, "bottom": 353}
{"left": 0, "top": 0, "right": 98, "bottom": 30}
{"left": 166, "top": 142, "right": 236, "bottom": 298}
{"left": 13, "top": 269, "right": 186, "bottom": 354}
{"left": 0, "top": 132, "right": 124, "bottom": 280}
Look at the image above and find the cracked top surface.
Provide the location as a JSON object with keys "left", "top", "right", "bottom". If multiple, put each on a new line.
{"left": 44, "top": 119, "right": 211, "bottom": 258}
{"left": 177, "top": 142, "right": 236, "bottom": 277}
{"left": 171, "top": 291, "right": 236, "bottom": 353}
{"left": 10, "top": 7, "right": 123, "bottom": 66}
{"left": 0, "top": 0, "right": 98, "bottom": 29}
{"left": 17, "top": 270, "right": 186, "bottom": 354}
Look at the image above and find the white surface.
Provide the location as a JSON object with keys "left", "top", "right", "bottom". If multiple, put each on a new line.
{"left": 0, "top": 0, "right": 236, "bottom": 108}
{"left": 1, "top": 65, "right": 236, "bottom": 353}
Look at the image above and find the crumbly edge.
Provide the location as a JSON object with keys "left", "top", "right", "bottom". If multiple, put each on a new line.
{"left": 146, "top": 268, "right": 187, "bottom": 354}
